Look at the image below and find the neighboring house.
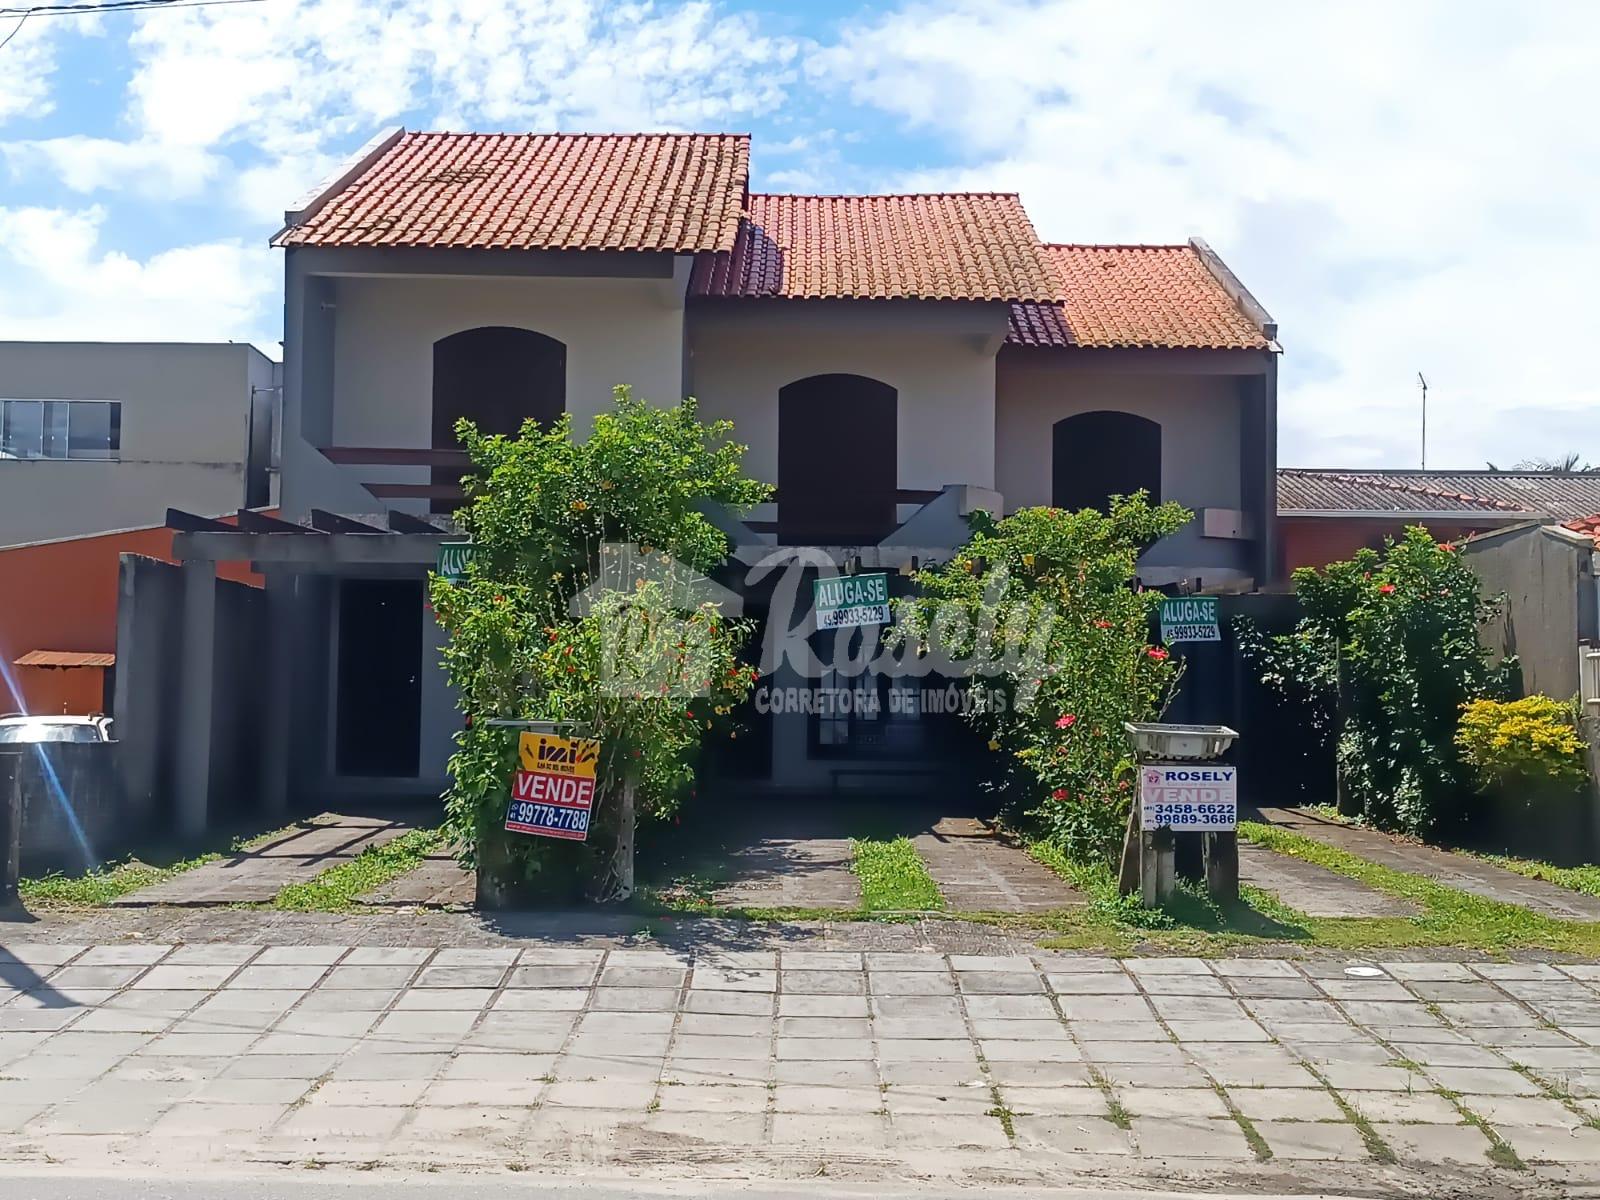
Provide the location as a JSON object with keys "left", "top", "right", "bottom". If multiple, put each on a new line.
{"left": 1461, "top": 517, "right": 1600, "bottom": 701}
{"left": 0, "top": 520, "right": 262, "bottom": 716}
{"left": 142, "top": 128, "right": 1279, "bottom": 827}
{"left": 0, "top": 342, "right": 280, "bottom": 548}
{"left": 1278, "top": 468, "right": 1600, "bottom": 574}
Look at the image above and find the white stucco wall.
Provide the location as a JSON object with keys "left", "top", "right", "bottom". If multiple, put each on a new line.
{"left": 0, "top": 342, "right": 268, "bottom": 547}
{"left": 687, "top": 303, "right": 1004, "bottom": 501}
{"left": 996, "top": 354, "right": 1249, "bottom": 577}
{"left": 328, "top": 273, "right": 688, "bottom": 451}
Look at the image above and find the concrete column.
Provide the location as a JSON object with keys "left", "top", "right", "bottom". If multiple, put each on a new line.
{"left": 260, "top": 575, "right": 295, "bottom": 819}
{"left": 175, "top": 560, "right": 217, "bottom": 839}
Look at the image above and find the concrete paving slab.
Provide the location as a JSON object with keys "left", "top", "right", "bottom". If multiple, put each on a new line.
{"left": 1256, "top": 806, "right": 1600, "bottom": 920}
{"left": 116, "top": 813, "right": 421, "bottom": 906}
{"left": 1239, "top": 840, "right": 1421, "bottom": 917}
{"left": 1255, "top": 1119, "right": 1368, "bottom": 1159}
{"left": 913, "top": 820, "right": 1082, "bottom": 912}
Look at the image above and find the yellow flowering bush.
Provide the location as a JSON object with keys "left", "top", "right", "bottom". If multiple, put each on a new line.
{"left": 1456, "top": 696, "right": 1588, "bottom": 792}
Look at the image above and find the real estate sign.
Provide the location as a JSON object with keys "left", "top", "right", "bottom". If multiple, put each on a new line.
{"left": 436, "top": 542, "right": 477, "bottom": 584}
{"left": 505, "top": 731, "right": 600, "bottom": 841}
{"left": 1139, "top": 762, "right": 1238, "bottom": 831}
{"left": 1158, "top": 596, "right": 1220, "bottom": 643}
{"left": 814, "top": 572, "right": 891, "bottom": 630}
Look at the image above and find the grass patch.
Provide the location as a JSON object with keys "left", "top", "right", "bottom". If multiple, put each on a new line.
{"left": 18, "top": 821, "right": 299, "bottom": 908}
{"left": 272, "top": 828, "right": 442, "bottom": 912}
{"left": 1478, "top": 853, "right": 1600, "bottom": 899}
{"left": 850, "top": 837, "right": 944, "bottom": 912}
{"left": 1240, "top": 820, "right": 1600, "bottom": 956}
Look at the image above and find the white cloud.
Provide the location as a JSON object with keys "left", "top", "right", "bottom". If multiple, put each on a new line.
{"left": 813, "top": 0, "right": 1600, "bottom": 468}
{"left": 3, "top": 136, "right": 223, "bottom": 199}
{"left": 0, "top": 205, "right": 277, "bottom": 345}
{"left": 0, "top": 13, "right": 64, "bottom": 124}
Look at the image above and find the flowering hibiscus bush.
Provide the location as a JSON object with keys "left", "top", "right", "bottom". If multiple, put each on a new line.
{"left": 897, "top": 494, "right": 1192, "bottom": 864}
{"left": 430, "top": 388, "right": 769, "bottom": 900}
{"left": 1241, "top": 527, "right": 1510, "bottom": 836}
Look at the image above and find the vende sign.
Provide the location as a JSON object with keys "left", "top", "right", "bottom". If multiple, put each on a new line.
{"left": 504, "top": 731, "right": 600, "bottom": 842}
{"left": 1139, "top": 763, "right": 1238, "bottom": 831}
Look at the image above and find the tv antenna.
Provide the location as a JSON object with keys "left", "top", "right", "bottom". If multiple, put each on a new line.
{"left": 1417, "top": 372, "right": 1429, "bottom": 469}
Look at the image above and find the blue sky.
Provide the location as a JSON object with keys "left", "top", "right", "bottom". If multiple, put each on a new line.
{"left": 3, "top": 0, "right": 1599, "bottom": 468}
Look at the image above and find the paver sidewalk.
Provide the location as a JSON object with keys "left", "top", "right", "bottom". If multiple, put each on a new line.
{"left": 4, "top": 941, "right": 1600, "bottom": 1194}
{"left": 1257, "top": 807, "right": 1600, "bottom": 920}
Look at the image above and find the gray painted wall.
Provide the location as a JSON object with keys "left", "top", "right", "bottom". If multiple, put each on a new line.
{"left": 689, "top": 302, "right": 1006, "bottom": 510}
{"left": 0, "top": 342, "right": 276, "bottom": 546}
{"left": 1464, "top": 524, "right": 1595, "bottom": 700}
{"left": 996, "top": 352, "right": 1264, "bottom": 586}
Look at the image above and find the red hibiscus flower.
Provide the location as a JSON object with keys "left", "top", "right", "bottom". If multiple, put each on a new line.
{"left": 1055, "top": 713, "right": 1077, "bottom": 729}
{"left": 1378, "top": 583, "right": 1396, "bottom": 595}
{"left": 1147, "top": 647, "right": 1170, "bottom": 661}
{"left": 1051, "top": 788, "right": 1069, "bottom": 801}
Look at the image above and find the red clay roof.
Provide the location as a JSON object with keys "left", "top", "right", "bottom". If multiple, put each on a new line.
{"left": 274, "top": 132, "right": 750, "bottom": 253}
{"left": 690, "top": 193, "right": 1060, "bottom": 302}
{"left": 1564, "top": 514, "right": 1600, "bottom": 540}
{"left": 1008, "top": 244, "right": 1269, "bottom": 350}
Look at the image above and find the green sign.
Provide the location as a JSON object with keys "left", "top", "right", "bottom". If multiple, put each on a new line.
{"left": 1159, "top": 596, "right": 1220, "bottom": 643}
{"left": 814, "top": 572, "right": 891, "bottom": 630}
{"left": 436, "top": 542, "right": 476, "bottom": 584}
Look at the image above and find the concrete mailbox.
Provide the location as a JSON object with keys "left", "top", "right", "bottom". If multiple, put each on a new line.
{"left": 1120, "top": 722, "right": 1240, "bottom": 906}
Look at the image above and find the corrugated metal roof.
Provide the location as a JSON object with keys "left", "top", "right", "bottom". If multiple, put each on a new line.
{"left": 1278, "top": 469, "right": 1600, "bottom": 520}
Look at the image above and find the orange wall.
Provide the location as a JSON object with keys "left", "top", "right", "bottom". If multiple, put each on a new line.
{"left": 0, "top": 524, "right": 261, "bottom": 715}
{"left": 1279, "top": 517, "right": 1507, "bottom": 575}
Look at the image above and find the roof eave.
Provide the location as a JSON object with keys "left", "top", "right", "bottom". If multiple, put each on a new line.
{"left": 1189, "top": 236, "right": 1278, "bottom": 342}
{"left": 272, "top": 126, "right": 407, "bottom": 245}
{"left": 1279, "top": 509, "right": 1534, "bottom": 521}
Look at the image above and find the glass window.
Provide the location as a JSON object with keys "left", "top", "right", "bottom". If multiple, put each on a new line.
{"left": 0, "top": 400, "right": 120, "bottom": 460}
{"left": 1, "top": 400, "right": 43, "bottom": 459}
{"left": 43, "top": 401, "right": 69, "bottom": 459}
{"left": 67, "top": 401, "right": 117, "bottom": 459}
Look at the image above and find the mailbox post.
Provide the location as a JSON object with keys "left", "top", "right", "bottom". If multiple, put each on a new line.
{"left": 1119, "top": 722, "right": 1239, "bottom": 906}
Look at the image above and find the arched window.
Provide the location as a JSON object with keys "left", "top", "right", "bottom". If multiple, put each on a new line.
{"left": 431, "top": 326, "right": 565, "bottom": 509}
{"left": 778, "top": 374, "right": 897, "bottom": 543}
{"left": 1051, "top": 411, "right": 1161, "bottom": 512}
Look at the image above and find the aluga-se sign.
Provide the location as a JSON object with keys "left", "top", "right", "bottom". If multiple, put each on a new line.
{"left": 436, "top": 542, "right": 476, "bottom": 585}
{"left": 1159, "top": 596, "right": 1220, "bottom": 643}
{"left": 814, "top": 572, "right": 891, "bottom": 630}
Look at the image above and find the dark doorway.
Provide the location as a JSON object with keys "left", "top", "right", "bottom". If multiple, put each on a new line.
{"left": 1052, "top": 410, "right": 1161, "bottom": 512}
{"left": 336, "top": 579, "right": 423, "bottom": 778}
{"left": 777, "top": 374, "right": 897, "bottom": 543}
{"left": 432, "top": 326, "right": 566, "bottom": 509}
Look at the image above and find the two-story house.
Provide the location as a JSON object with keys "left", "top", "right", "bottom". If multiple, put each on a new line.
{"left": 153, "top": 129, "right": 1278, "bottom": 828}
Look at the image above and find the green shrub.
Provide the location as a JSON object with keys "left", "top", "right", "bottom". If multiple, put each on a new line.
{"left": 1457, "top": 696, "right": 1588, "bottom": 792}
{"left": 1240, "top": 527, "right": 1510, "bottom": 836}
{"left": 896, "top": 493, "right": 1192, "bottom": 864}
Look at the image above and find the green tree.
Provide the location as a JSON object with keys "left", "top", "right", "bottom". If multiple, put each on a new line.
{"left": 898, "top": 494, "right": 1193, "bottom": 864}
{"left": 1241, "top": 527, "right": 1508, "bottom": 835}
{"left": 429, "top": 388, "right": 770, "bottom": 901}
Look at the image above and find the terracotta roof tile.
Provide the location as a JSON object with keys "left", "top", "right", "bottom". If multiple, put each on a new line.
{"left": 14, "top": 650, "right": 115, "bottom": 669}
{"left": 691, "top": 193, "right": 1060, "bottom": 302}
{"left": 274, "top": 131, "right": 750, "bottom": 253}
{"left": 1563, "top": 514, "right": 1600, "bottom": 540}
{"left": 1008, "top": 244, "right": 1269, "bottom": 350}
